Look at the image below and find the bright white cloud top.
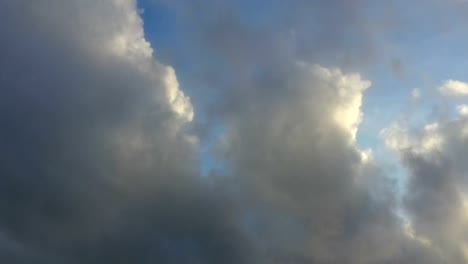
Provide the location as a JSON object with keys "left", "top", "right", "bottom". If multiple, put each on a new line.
{"left": 439, "top": 80, "right": 468, "bottom": 96}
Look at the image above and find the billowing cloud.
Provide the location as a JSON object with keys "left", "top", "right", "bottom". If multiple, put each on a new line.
{"left": 0, "top": 1, "right": 254, "bottom": 263}
{"left": 217, "top": 62, "right": 402, "bottom": 263}
{"left": 0, "top": 0, "right": 464, "bottom": 263}
{"left": 382, "top": 109, "right": 468, "bottom": 263}
{"left": 439, "top": 80, "right": 468, "bottom": 96}
{"left": 217, "top": 57, "right": 466, "bottom": 263}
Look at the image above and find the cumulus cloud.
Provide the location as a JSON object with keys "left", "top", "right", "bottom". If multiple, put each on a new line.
{"left": 310, "top": 64, "right": 371, "bottom": 141}
{"left": 381, "top": 123, "right": 444, "bottom": 157}
{"left": 0, "top": 0, "right": 463, "bottom": 263}
{"left": 0, "top": 1, "right": 253, "bottom": 263}
{"left": 382, "top": 110, "right": 468, "bottom": 263}
{"left": 217, "top": 62, "right": 408, "bottom": 263}
{"left": 439, "top": 80, "right": 468, "bottom": 96}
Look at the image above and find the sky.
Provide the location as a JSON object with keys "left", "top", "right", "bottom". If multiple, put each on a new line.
{"left": 1, "top": 0, "right": 468, "bottom": 263}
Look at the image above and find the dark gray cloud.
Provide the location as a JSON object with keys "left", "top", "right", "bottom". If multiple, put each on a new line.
{"left": 0, "top": 1, "right": 255, "bottom": 263}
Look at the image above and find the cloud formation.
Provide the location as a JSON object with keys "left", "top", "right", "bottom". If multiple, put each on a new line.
{"left": 0, "top": 1, "right": 252, "bottom": 263}
{"left": 217, "top": 62, "right": 403, "bottom": 263}
{"left": 439, "top": 80, "right": 468, "bottom": 96}
{"left": 382, "top": 110, "right": 468, "bottom": 263}
{"left": 0, "top": 0, "right": 465, "bottom": 263}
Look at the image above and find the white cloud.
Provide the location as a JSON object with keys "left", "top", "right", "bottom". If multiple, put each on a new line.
{"left": 310, "top": 65, "right": 371, "bottom": 141}
{"left": 457, "top": 104, "right": 468, "bottom": 117}
{"left": 163, "top": 66, "right": 194, "bottom": 122}
{"left": 439, "top": 80, "right": 468, "bottom": 96}
{"left": 381, "top": 122, "right": 444, "bottom": 158}
{"left": 412, "top": 88, "right": 421, "bottom": 99}
{"left": 294, "top": 63, "right": 371, "bottom": 143}
{"left": 380, "top": 124, "right": 413, "bottom": 151}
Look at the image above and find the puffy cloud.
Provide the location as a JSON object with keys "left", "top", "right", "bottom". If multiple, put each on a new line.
{"left": 310, "top": 64, "right": 371, "bottom": 141}
{"left": 382, "top": 110, "right": 468, "bottom": 263}
{"left": 0, "top": 1, "right": 253, "bottom": 263}
{"left": 0, "top": 0, "right": 461, "bottom": 263}
{"left": 439, "top": 80, "right": 468, "bottom": 96}
{"left": 381, "top": 122, "right": 444, "bottom": 158}
{"left": 215, "top": 61, "right": 429, "bottom": 263}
